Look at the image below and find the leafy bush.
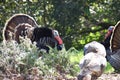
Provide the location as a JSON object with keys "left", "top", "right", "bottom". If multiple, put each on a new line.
{"left": 0, "top": 39, "right": 78, "bottom": 79}
{"left": 0, "top": 38, "right": 114, "bottom": 80}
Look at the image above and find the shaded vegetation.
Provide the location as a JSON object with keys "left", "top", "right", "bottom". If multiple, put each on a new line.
{"left": 0, "top": 1, "right": 119, "bottom": 79}
{"left": 0, "top": 38, "right": 114, "bottom": 79}
{"left": 0, "top": 39, "right": 77, "bottom": 79}
{"left": 0, "top": 0, "right": 120, "bottom": 49}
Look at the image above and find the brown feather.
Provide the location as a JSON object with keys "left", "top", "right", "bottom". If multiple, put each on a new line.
{"left": 110, "top": 21, "right": 120, "bottom": 52}
{"left": 14, "top": 23, "right": 33, "bottom": 43}
{"left": 3, "top": 13, "right": 38, "bottom": 42}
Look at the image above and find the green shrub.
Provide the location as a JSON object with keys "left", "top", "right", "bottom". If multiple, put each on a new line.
{"left": 0, "top": 39, "right": 78, "bottom": 79}
{"left": 0, "top": 38, "right": 115, "bottom": 79}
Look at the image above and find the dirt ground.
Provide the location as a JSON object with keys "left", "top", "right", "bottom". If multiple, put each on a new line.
{"left": 97, "top": 73, "right": 120, "bottom": 80}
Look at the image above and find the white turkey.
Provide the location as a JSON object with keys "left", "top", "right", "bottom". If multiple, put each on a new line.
{"left": 3, "top": 13, "right": 63, "bottom": 52}
{"left": 78, "top": 41, "right": 107, "bottom": 80}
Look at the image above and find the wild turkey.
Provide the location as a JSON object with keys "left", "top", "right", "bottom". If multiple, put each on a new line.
{"left": 101, "top": 26, "right": 114, "bottom": 51}
{"left": 78, "top": 41, "right": 107, "bottom": 80}
{"left": 110, "top": 21, "right": 120, "bottom": 52}
{"left": 106, "top": 21, "right": 120, "bottom": 71}
{"left": 30, "top": 27, "right": 63, "bottom": 52}
{"left": 3, "top": 14, "right": 63, "bottom": 52}
{"left": 3, "top": 13, "right": 38, "bottom": 42}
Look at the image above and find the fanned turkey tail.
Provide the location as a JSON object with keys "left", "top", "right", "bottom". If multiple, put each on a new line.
{"left": 110, "top": 21, "right": 120, "bottom": 52}
{"left": 3, "top": 13, "right": 38, "bottom": 43}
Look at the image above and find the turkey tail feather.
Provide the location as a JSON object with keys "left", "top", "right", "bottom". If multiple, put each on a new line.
{"left": 110, "top": 21, "right": 120, "bottom": 52}
{"left": 3, "top": 13, "right": 38, "bottom": 41}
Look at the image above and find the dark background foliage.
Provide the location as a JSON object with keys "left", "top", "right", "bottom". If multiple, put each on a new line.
{"left": 0, "top": 0, "right": 119, "bottom": 50}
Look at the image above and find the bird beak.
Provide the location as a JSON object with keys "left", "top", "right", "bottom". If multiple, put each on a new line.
{"left": 54, "top": 36, "right": 63, "bottom": 50}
